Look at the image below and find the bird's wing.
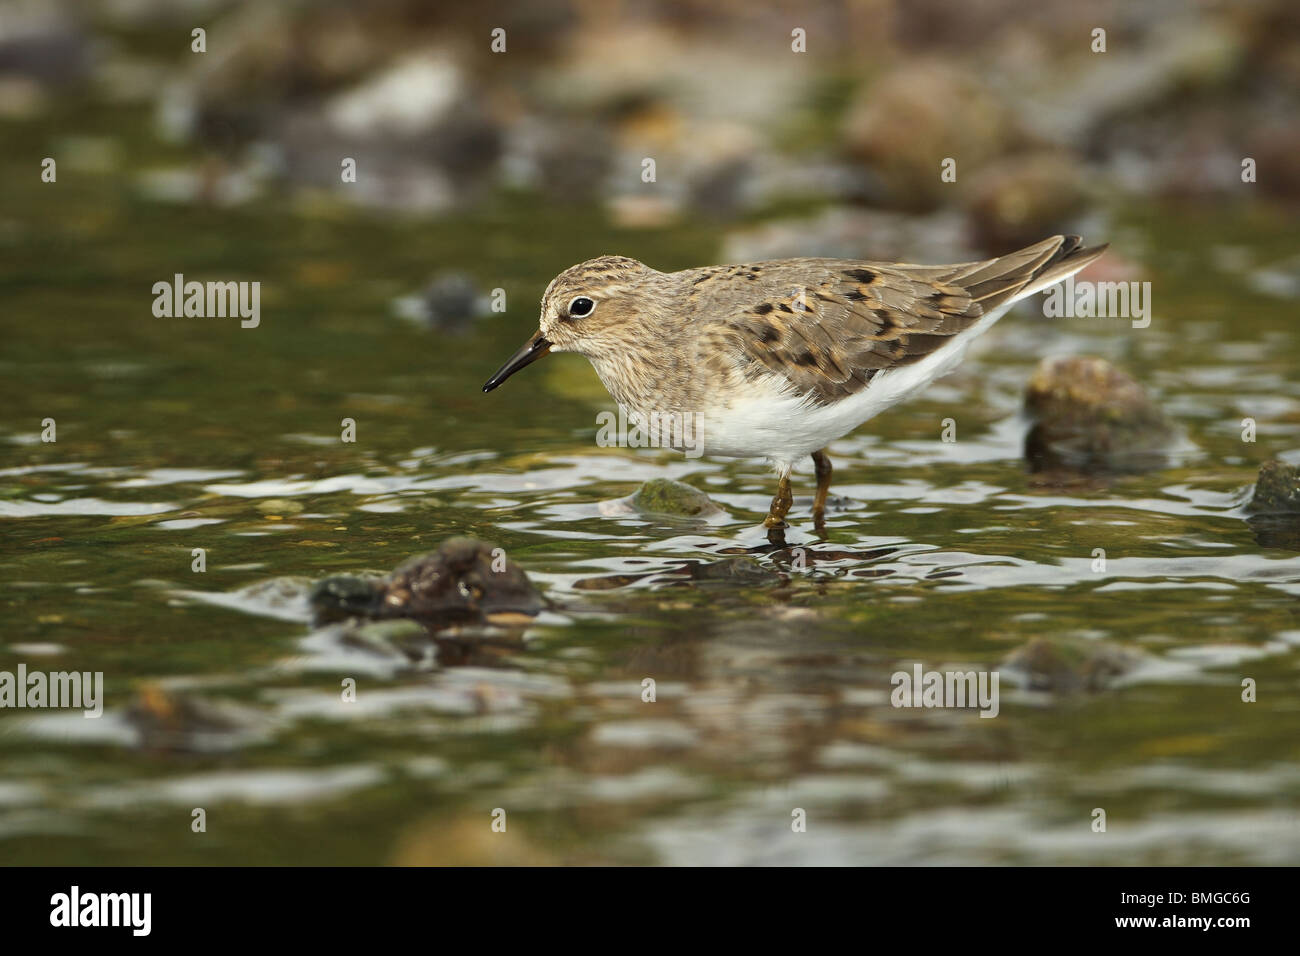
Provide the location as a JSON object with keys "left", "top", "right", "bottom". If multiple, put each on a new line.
{"left": 698, "top": 236, "right": 1106, "bottom": 405}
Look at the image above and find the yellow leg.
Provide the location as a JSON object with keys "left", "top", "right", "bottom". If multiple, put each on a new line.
{"left": 763, "top": 472, "right": 794, "bottom": 530}
{"left": 812, "top": 449, "right": 832, "bottom": 528}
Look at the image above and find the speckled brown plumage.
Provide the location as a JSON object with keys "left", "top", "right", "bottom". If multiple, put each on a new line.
{"left": 484, "top": 235, "right": 1107, "bottom": 540}
{"left": 690, "top": 235, "right": 1096, "bottom": 405}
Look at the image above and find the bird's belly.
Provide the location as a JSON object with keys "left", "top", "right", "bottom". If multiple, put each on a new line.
{"left": 701, "top": 384, "right": 890, "bottom": 461}
{"left": 700, "top": 304, "right": 1012, "bottom": 463}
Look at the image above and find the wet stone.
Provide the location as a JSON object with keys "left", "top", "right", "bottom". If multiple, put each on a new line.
{"left": 1024, "top": 356, "right": 1178, "bottom": 473}
{"left": 310, "top": 574, "right": 384, "bottom": 624}
{"left": 688, "top": 556, "right": 783, "bottom": 586}
{"left": 1247, "top": 460, "right": 1300, "bottom": 514}
{"left": 1001, "top": 637, "right": 1143, "bottom": 693}
{"left": 310, "top": 537, "right": 543, "bottom": 629}
{"left": 626, "top": 478, "right": 723, "bottom": 518}
{"left": 1245, "top": 461, "right": 1300, "bottom": 551}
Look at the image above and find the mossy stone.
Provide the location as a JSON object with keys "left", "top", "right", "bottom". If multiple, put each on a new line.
{"left": 628, "top": 478, "right": 721, "bottom": 517}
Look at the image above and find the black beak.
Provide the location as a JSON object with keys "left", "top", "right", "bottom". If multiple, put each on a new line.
{"left": 482, "top": 332, "right": 551, "bottom": 393}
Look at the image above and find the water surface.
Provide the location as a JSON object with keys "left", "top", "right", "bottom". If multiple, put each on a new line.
{"left": 2, "top": 112, "right": 1298, "bottom": 863}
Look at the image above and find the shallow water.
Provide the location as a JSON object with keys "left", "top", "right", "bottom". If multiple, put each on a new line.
{"left": 2, "top": 118, "right": 1299, "bottom": 863}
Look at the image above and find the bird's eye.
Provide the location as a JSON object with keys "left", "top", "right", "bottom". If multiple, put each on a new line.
{"left": 567, "top": 296, "right": 595, "bottom": 318}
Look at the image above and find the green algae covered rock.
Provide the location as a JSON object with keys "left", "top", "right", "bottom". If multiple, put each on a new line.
{"left": 628, "top": 478, "right": 723, "bottom": 518}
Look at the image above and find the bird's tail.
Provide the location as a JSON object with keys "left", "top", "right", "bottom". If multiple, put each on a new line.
{"left": 940, "top": 235, "right": 1108, "bottom": 315}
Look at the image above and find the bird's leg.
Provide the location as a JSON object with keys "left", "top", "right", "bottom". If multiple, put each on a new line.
{"left": 763, "top": 470, "right": 794, "bottom": 532}
{"left": 811, "top": 448, "right": 833, "bottom": 529}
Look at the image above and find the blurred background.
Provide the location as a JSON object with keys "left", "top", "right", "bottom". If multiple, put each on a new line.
{"left": 3, "top": 0, "right": 1295, "bottom": 241}
{"left": 1, "top": 0, "right": 1298, "bottom": 866}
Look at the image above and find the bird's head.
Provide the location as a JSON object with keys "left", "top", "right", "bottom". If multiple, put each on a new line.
{"left": 482, "top": 256, "right": 660, "bottom": 392}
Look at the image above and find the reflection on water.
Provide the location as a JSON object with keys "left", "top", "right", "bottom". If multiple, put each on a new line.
{"left": 2, "top": 186, "right": 1299, "bottom": 864}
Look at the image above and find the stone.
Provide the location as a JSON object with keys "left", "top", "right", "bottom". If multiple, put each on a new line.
{"left": 627, "top": 479, "right": 723, "bottom": 518}
{"left": 1247, "top": 460, "right": 1300, "bottom": 514}
{"left": 1024, "top": 356, "right": 1178, "bottom": 472}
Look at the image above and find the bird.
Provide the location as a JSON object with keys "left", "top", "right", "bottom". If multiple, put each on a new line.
{"left": 483, "top": 235, "right": 1107, "bottom": 542}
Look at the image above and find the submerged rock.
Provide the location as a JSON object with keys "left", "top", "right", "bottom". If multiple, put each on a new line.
{"left": 1246, "top": 514, "right": 1300, "bottom": 552}
{"left": 310, "top": 537, "right": 543, "bottom": 628}
{"left": 572, "top": 554, "right": 784, "bottom": 591}
{"left": 1248, "top": 460, "right": 1300, "bottom": 514}
{"left": 1245, "top": 461, "right": 1300, "bottom": 550}
{"left": 1024, "top": 356, "right": 1178, "bottom": 473}
{"left": 1001, "top": 637, "right": 1143, "bottom": 693}
{"left": 627, "top": 479, "right": 724, "bottom": 518}
{"left": 310, "top": 574, "right": 384, "bottom": 623}
{"left": 687, "top": 556, "right": 783, "bottom": 586}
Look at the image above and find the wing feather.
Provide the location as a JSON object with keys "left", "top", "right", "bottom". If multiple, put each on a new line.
{"left": 695, "top": 236, "right": 1106, "bottom": 405}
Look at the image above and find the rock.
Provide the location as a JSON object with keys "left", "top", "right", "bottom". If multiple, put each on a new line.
{"left": 534, "top": 24, "right": 813, "bottom": 216}
{"left": 322, "top": 51, "right": 462, "bottom": 138}
{"left": 965, "top": 152, "right": 1091, "bottom": 250}
{"left": 158, "top": 27, "right": 503, "bottom": 213}
{"left": 1248, "top": 460, "right": 1300, "bottom": 513}
{"left": 1001, "top": 637, "right": 1143, "bottom": 693}
{"left": 843, "top": 62, "right": 1026, "bottom": 211}
{"left": 391, "top": 272, "right": 489, "bottom": 332}
{"left": 1024, "top": 22, "right": 1241, "bottom": 151}
{"left": 688, "top": 557, "right": 782, "bottom": 586}
{"left": 0, "top": 11, "right": 92, "bottom": 119}
{"left": 538, "top": 25, "right": 811, "bottom": 136}
{"left": 276, "top": 49, "right": 502, "bottom": 213}
{"left": 627, "top": 479, "right": 724, "bottom": 518}
{"left": 1024, "top": 356, "right": 1178, "bottom": 473}
{"left": 310, "top": 574, "right": 384, "bottom": 624}
{"left": 598, "top": 117, "right": 770, "bottom": 221}
{"left": 0, "top": 21, "right": 93, "bottom": 86}
{"left": 310, "top": 538, "right": 543, "bottom": 628}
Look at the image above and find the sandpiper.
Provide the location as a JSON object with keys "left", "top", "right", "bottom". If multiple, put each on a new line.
{"left": 484, "top": 235, "right": 1106, "bottom": 541}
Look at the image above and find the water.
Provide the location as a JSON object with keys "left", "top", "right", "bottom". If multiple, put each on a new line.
{"left": 2, "top": 127, "right": 1299, "bottom": 863}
